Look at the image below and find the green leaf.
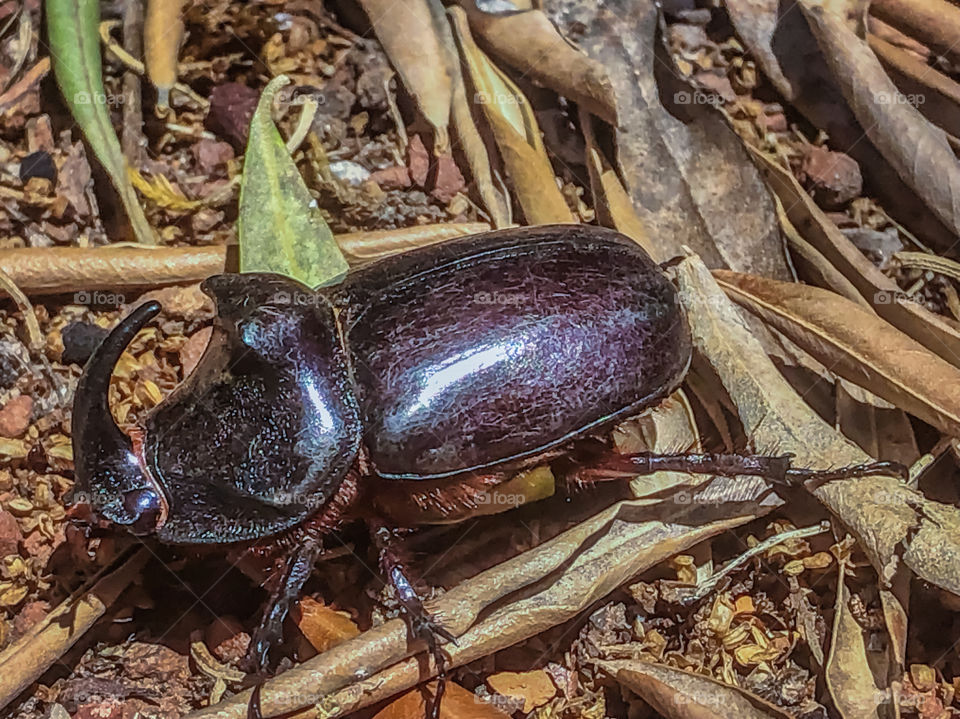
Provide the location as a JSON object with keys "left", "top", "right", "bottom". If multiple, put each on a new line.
{"left": 238, "top": 75, "right": 348, "bottom": 288}
{"left": 47, "top": 0, "right": 157, "bottom": 244}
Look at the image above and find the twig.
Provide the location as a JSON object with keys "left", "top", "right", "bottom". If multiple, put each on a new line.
{"left": 0, "top": 548, "right": 150, "bottom": 711}
{"left": 0, "top": 223, "right": 492, "bottom": 296}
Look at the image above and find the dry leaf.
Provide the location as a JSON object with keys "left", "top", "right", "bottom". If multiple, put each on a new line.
{"left": 826, "top": 558, "right": 889, "bottom": 719}
{"left": 486, "top": 670, "right": 556, "bottom": 713}
{"left": 800, "top": 0, "right": 960, "bottom": 239}
{"left": 750, "top": 148, "right": 960, "bottom": 366}
{"left": 144, "top": 0, "right": 186, "bottom": 107}
{"left": 600, "top": 660, "right": 795, "bottom": 718}
{"left": 714, "top": 269, "right": 960, "bottom": 437}
{"left": 459, "top": 4, "right": 617, "bottom": 124}
{"left": 372, "top": 682, "right": 510, "bottom": 719}
{"left": 868, "top": 34, "right": 960, "bottom": 139}
{"left": 358, "top": 0, "right": 452, "bottom": 149}
{"left": 548, "top": 0, "right": 790, "bottom": 276}
{"left": 869, "top": 0, "right": 960, "bottom": 63}
{"left": 449, "top": 7, "right": 574, "bottom": 225}
{"left": 293, "top": 597, "right": 360, "bottom": 653}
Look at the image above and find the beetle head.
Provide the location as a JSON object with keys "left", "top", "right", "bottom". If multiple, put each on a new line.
{"left": 72, "top": 275, "right": 363, "bottom": 544}
{"left": 72, "top": 301, "right": 169, "bottom": 535}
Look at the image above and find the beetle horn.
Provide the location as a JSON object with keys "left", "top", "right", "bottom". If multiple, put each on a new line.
{"left": 72, "top": 301, "right": 161, "bottom": 505}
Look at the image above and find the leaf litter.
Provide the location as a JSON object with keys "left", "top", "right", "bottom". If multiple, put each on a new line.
{"left": 2, "top": 0, "right": 960, "bottom": 718}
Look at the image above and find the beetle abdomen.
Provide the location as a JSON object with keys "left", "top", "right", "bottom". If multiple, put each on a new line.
{"left": 336, "top": 226, "right": 692, "bottom": 480}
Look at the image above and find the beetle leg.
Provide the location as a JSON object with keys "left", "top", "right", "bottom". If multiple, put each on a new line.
{"left": 369, "top": 520, "right": 456, "bottom": 719}
{"left": 564, "top": 441, "right": 908, "bottom": 486}
{"left": 245, "top": 535, "right": 325, "bottom": 673}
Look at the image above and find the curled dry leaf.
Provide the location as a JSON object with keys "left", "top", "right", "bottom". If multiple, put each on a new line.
{"left": 293, "top": 597, "right": 360, "bottom": 653}
{"left": 144, "top": 0, "right": 185, "bottom": 107}
{"left": 449, "top": 7, "right": 574, "bottom": 225}
{"left": 358, "top": 0, "right": 452, "bottom": 150}
{"left": 869, "top": 0, "right": 960, "bottom": 63}
{"left": 547, "top": 0, "right": 789, "bottom": 276}
{"left": 459, "top": 2, "right": 617, "bottom": 125}
{"left": 713, "top": 269, "right": 960, "bottom": 437}
{"left": 826, "top": 558, "right": 889, "bottom": 719}
{"left": 599, "top": 659, "right": 795, "bottom": 719}
{"left": 750, "top": 148, "right": 960, "bottom": 366}
{"left": 799, "top": 0, "right": 960, "bottom": 239}
{"left": 868, "top": 34, "right": 960, "bottom": 140}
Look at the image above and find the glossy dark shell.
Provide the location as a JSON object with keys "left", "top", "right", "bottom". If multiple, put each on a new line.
{"left": 147, "top": 274, "right": 361, "bottom": 543}
{"left": 332, "top": 225, "right": 692, "bottom": 480}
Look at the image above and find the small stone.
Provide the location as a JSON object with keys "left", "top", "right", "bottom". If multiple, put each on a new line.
{"left": 60, "top": 322, "right": 109, "bottom": 366}
{"left": 431, "top": 155, "right": 465, "bottom": 203}
{"left": 800, "top": 145, "right": 862, "bottom": 209}
{"left": 369, "top": 165, "right": 411, "bottom": 190}
{"left": 407, "top": 134, "right": 430, "bottom": 187}
{"left": 205, "top": 83, "right": 260, "bottom": 151}
{"left": 0, "top": 395, "right": 32, "bottom": 438}
{"left": 192, "top": 139, "right": 235, "bottom": 175}
{"left": 205, "top": 616, "right": 251, "bottom": 665}
{"left": 0, "top": 510, "right": 21, "bottom": 556}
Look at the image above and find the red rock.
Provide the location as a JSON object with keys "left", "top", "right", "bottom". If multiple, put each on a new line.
{"left": 0, "top": 395, "right": 32, "bottom": 438}
{"left": 205, "top": 83, "right": 260, "bottom": 151}
{"left": 761, "top": 112, "right": 788, "bottom": 133}
{"left": 12, "top": 599, "right": 49, "bottom": 639}
{"left": 407, "top": 134, "right": 430, "bottom": 187}
{"left": 205, "top": 615, "right": 251, "bottom": 665}
{"left": 73, "top": 699, "right": 124, "bottom": 719}
{"left": 800, "top": 145, "right": 862, "bottom": 210}
{"left": 192, "top": 139, "right": 235, "bottom": 175}
{"left": 369, "top": 165, "right": 412, "bottom": 190}
{"left": 431, "top": 154, "right": 465, "bottom": 203}
{"left": 0, "top": 510, "right": 21, "bottom": 556}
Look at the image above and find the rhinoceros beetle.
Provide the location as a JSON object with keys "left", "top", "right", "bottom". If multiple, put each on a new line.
{"left": 72, "top": 225, "right": 902, "bottom": 716}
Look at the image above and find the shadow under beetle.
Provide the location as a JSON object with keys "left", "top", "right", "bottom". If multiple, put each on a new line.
{"left": 71, "top": 225, "right": 903, "bottom": 717}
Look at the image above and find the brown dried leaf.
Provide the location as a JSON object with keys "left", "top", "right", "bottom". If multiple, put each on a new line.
{"left": 548, "top": 0, "right": 789, "bottom": 276}
{"left": 449, "top": 7, "right": 574, "bottom": 225}
{"left": 676, "top": 256, "right": 960, "bottom": 617}
{"left": 373, "top": 682, "right": 510, "bottom": 719}
{"left": 713, "top": 269, "right": 960, "bottom": 437}
{"left": 826, "top": 559, "right": 888, "bottom": 719}
{"left": 293, "top": 597, "right": 360, "bottom": 653}
{"left": 486, "top": 670, "right": 556, "bottom": 713}
{"left": 460, "top": 4, "right": 617, "bottom": 124}
{"left": 751, "top": 148, "right": 960, "bottom": 366}
{"left": 600, "top": 660, "right": 794, "bottom": 718}
{"left": 358, "top": 0, "right": 452, "bottom": 148}
{"left": 800, "top": 0, "right": 960, "bottom": 238}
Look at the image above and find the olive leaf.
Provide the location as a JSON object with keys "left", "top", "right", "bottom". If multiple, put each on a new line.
{"left": 47, "top": 0, "right": 157, "bottom": 244}
{"left": 238, "top": 75, "right": 348, "bottom": 289}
